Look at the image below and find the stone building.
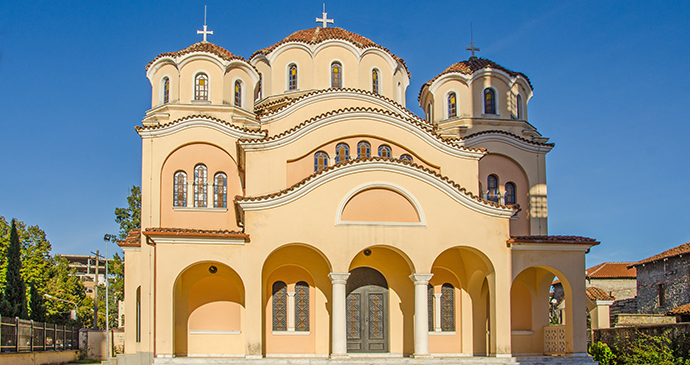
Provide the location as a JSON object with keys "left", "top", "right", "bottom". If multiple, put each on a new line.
{"left": 585, "top": 262, "right": 636, "bottom": 300}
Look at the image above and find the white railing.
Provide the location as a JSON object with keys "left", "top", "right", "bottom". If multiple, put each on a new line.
{"left": 543, "top": 325, "right": 566, "bottom": 356}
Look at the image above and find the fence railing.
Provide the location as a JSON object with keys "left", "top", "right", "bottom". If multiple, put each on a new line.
{"left": 544, "top": 324, "right": 566, "bottom": 356}
{"left": 0, "top": 316, "right": 79, "bottom": 353}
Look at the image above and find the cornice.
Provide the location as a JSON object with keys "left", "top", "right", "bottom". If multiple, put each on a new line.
{"left": 457, "top": 130, "right": 554, "bottom": 154}
{"left": 136, "top": 114, "right": 266, "bottom": 139}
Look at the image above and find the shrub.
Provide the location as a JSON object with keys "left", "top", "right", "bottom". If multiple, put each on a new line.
{"left": 589, "top": 341, "right": 615, "bottom": 365}
{"left": 617, "top": 331, "right": 682, "bottom": 365}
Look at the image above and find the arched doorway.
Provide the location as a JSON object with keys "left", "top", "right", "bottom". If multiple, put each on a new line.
{"left": 346, "top": 267, "right": 389, "bottom": 353}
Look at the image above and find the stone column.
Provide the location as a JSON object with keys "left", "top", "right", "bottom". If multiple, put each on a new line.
{"left": 410, "top": 274, "right": 434, "bottom": 358}
{"left": 434, "top": 293, "right": 442, "bottom": 332}
{"left": 287, "top": 291, "right": 296, "bottom": 331}
{"left": 329, "top": 272, "right": 350, "bottom": 358}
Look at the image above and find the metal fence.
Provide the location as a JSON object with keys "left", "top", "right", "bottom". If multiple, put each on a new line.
{"left": 0, "top": 316, "right": 80, "bottom": 353}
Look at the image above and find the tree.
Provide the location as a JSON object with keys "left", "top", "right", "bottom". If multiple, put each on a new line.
{"left": 114, "top": 185, "right": 141, "bottom": 240}
{"left": 29, "top": 282, "right": 46, "bottom": 322}
{"left": 2, "top": 219, "right": 28, "bottom": 319}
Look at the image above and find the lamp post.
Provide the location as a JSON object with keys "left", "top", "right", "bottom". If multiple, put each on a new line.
{"left": 43, "top": 294, "right": 78, "bottom": 320}
{"left": 103, "top": 234, "right": 117, "bottom": 360}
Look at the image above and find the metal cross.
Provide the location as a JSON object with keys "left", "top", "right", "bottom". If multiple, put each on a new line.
{"left": 197, "top": 6, "right": 214, "bottom": 42}
{"left": 316, "top": 3, "right": 334, "bottom": 28}
{"left": 465, "top": 24, "right": 480, "bottom": 59}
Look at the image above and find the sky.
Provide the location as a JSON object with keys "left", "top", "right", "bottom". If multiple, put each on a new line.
{"left": 1, "top": 1, "right": 689, "bottom": 267}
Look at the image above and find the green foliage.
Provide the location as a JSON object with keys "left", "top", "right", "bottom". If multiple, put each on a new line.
{"left": 616, "top": 331, "right": 690, "bottom": 365}
{"left": 110, "top": 252, "right": 124, "bottom": 302}
{"left": 589, "top": 341, "right": 615, "bottom": 365}
{"left": 29, "top": 282, "right": 46, "bottom": 321}
{"left": 43, "top": 255, "right": 88, "bottom": 326}
{"left": 3, "top": 219, "right": 28, "bottom": 319}
{"left": 114, "top": 185, "right": 141, "bottom": 240}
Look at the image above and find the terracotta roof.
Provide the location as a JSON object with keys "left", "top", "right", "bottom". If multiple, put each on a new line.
{"left": 586, "top": 287, "right": 615, "bottom": 301}
{"left": 251, "top": 27, "right": 410, "bottom": 77}
{"left": 418, "top": 58, "right": 532, "bottom": 101}
{"left": 631, "top": 241, "right": 690, "bottom": 267}
{"left": 668, "top": 303, "right": 690, "bottom": 316}
{"left": 461, "top": 130, "right": 554, "bottom": 147}
{"left": 586, "top": 262, "right": 637, "bottom": 279}
{"left": 235, "top": 157, "right": 516, "bottom": 211}
{"left": 508, "top": 235, "right": 600, "bottom": 245}
{"left": 240, "top": 106, "right": 485, "bottom": 154}
{"left": 146, "top": 42, "right": 246, "bottom": 71}
{"left": 143, "top": 227, "right": 249, "bottom": 239}
{"left": 117, "top": 228, "right": 141, "bottom": 248}
{"left": 136, "top": 114, "right": 266, "bottom": 136}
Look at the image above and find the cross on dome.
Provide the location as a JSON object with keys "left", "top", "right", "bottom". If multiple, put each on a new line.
{"left": 197, "top": 6, "right": 214, "bottom": 42}
{"left": 465, "top": 24, "right": 480, "bottom": 59}
{"left": 316, "top": 3, "right": 334, "bottom": 28}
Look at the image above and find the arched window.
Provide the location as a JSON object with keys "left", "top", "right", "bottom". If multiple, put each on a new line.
{"left": 335, "top": 143, "right": 349, "bottom": 164}
{"left": 288, "top": 64, "right": 298, "bottom": 91}
{"left": 173, "top": 171, "right": 187, "bottom": 207}
{"left": 295, "top": 281, "right": 310, "bottom": 331}
{"left": 400, "top": 154, "right": 413, "bottom": 163}
{"left": 331, "top": 62, "right": 342, "bottom": 88}
{"left": 194, "top": 73, "right": 209, "bottom": 101}
{"left": 162, "top": 77, "right": 170, "bottom": 104}
{"left": 428, "top": 284, "right": 434, "bottom": 331}
{"left": 214, "top": 172, "right": 227, "bottom": 208}
{"left": 378, "top": 145, "right": 392, "bottom": 158}
{"left": 487, "top": 174, "right": 498, "bottom": 203}
{"left": 234, "top": 80, "right": 242, "bottom": 107}
{"left": 257, "top": 73, "right": 262, "bottom": 100}
{"left": 272, "top": 281, "right": 287, "bottom": 331}
{"left": 397, "top": 82, "right": 402, "bottom": 104}
{"left": 314, "top": 151, "right": 329, "bottom": 172}
{"left": 193, "top": 164, "right": 207, "bottom": 207}
{"left": 516, "top": 94, "right": 523, "bottom": 119}
{"left": 505, "top": 182, "right": 516, "bottom": 205}
{"left": 447, "top": 92, "right": 457, "bottom": 118}
{"left": 357, "top": 141, "right": 371, "bottom": 159}
{"left": 426, "top": 103, "right": 432, "bottom": 122}
{"left": 484, "top": 88, "right": 496, "bottom": 114}
{"left": 372, "top": 69, "right": 380, "bottom": 94}
{"left": 441, "top": 283, "right": 455, "bottom": 331}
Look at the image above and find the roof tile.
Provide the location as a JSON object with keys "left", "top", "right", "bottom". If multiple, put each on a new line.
{"left": 631, "top": 241, "right": 690, "bottom": 267}
{"left": 143, "top": 227, "right": 249, "bottom": 239}
{"left": 146, "top": 42, "right": 246, "bottom": 71}
{"left": 586, "top": 287, "right": 615, "bottom": 301}
{"left": 117, "top": 228, "right": 141, "bottom": 247}
{"left": 586, "top": 262, "right": 637, "bottom": 279}
{"left": 668, "top": 303, "right": 690, "bottom": 316}
{"left": 508, "top": 235, "right": 600, "bottom": 245}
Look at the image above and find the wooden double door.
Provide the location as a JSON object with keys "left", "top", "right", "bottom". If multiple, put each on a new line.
{"left": 346, "top": 267, "right": 388, "bottom": 353}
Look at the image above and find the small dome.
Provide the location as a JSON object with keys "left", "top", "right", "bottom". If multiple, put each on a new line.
{"left": 146, "top": 42, "right": 246, "bottom": 71}
{"left": 251, "top": 27, "right": 409, "bottom": 77}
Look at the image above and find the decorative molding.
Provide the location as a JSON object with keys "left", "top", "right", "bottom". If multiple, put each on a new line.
{"left": 510, "top": 243, "right": 594, "bottom": 252}
{"left": 188, "top": 330, "right": 241, "bottom": 335}
{"left": 458, "top": 132, "right": 554, "bottom": 154}
{"left": 409, "top": 274, "right": 434, "bottom": 285}
{"left": 328, "top": 272, "right": 350, "bottom": 285}
{"left": 145, "top": 235, "right": 245, "bottom": 245}
{"left": 137, "top": 116, "right": 263, "bottom": 139}
{"left": 173, "top": 207, "right": 228, "bottom": 213}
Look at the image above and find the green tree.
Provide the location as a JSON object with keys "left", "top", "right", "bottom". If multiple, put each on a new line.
{"left": 110, "top": 252, "right": 124, "bottom": 302}
{"left": 43, "top": 256, "right": 87, "bottom": 326}
{"left": 114, "top": 185, "right": 141, "bottom": 240}
{"left": 3, "top": 219, "right": 28, "bottom": 318}
{"left": 29, "top": 282, "right": 46, "bottom": 322}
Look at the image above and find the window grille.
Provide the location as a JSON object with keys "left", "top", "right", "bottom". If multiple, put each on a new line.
{"left": 289, "top": 64, "right": 297, "bottom": 91}
{"left": 441, "top": 283, "right": 455, "bottom": 331}
{"left": 378, "top": 145, "right": 392, "bottom": 158}
{"left": 426, "top": 103, "right": 432, "bottom": 122}
{"left": 505, "top": 182, "right": 516, "bottom": 205}
{"left": 314, "top": 151, "right": 329, "bottom": 172}
{"left": 272, "top": 281, "right": 287, "bottom": 331}
{"left": 484, "top": 88, "right": 496, "bottom": 114}
{"left": 173, "top": 171, "right": 187, "bottom": 207}
{"left": 400, "top": 154, "right": 413, "bottom": 163}
{"left": 234, "top": 80, "right": 242, "bottom": 107}
{"left": 163, "top": 77, "right": 170, "bottom": 104}
{"left": 214, "top": 172, "right": 227, "bottom": 208}
{"left": 516, "top": 94, "right": 523, "bottom": 119}
{"left": 193, "top": 164, "right": 207, "bottom": 207}
{"left": 487, "top": 174, "right": 499, "bottom": 203}
{"left": 331, "top": 62, "right": 342, "bottom": 88}
{"left": 195, "top": 73, "right": 209, "bottom": 100}
{"left": 295, "top": 281, "right": 309, "bottom": 331}
{"left": 428, "top": 284, "right": 434, "bottom": 331}
{"left": 372, "top": 69, "right": 380, "bottom": 94}
{"left": 357, "top": 141, "right": 371, "bottom": 159}
{"left": 448, "top": 92, "right": 457, "bottom": 118}
{"left": 336, "top": 143, "right": 349, "bottom": 164}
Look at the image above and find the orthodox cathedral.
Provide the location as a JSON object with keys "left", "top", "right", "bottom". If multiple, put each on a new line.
{"left": 117, "top": 11, "right": 598, "bottom": 365}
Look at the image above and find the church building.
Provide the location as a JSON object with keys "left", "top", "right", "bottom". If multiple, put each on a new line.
{"left": 117, "top": 12, "right": 599, "bottom": 365}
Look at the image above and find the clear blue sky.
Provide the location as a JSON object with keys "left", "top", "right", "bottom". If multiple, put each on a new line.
{"left": 1, "top": 1, "right": 688, "bottom": 266}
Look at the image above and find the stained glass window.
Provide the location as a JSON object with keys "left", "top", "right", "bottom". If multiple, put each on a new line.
{"left": 336, "top": 143, "right": 349, "bottom": 164}
{"left": 331, "top": 62, "right": 342, "bottom": 88}
{"left": 314, "top": 151, "right": 329, "bottom": 172}
{"left": 195, "top": 73, "right": 208, "bottom": 101}
{"left": 193, "top": 164, "right": 207, "bottom": 207}
{"left": 400, "top": 154, "right": 413, "bottom": 163}
{"left": 505, "top": 182, "right": 516, "bottom": 205}
{"left": 214, "top": 172, "right": 227, "bottom": 208}
{"left": 484, "top": 88, "right": 496, "bottom": 114}
{"left": 163, "top": 77, "right": 170, "bottom": 104}
{"left": 272, "top": 281, "right": 287, "bottom": 331}
{"left": 487, "top": 174, "right": 498, "bottom": 203}
{"left": 372, "top": 69, "right": 380, "bottom": 94}
{"left": 234, "top": 80, "right": 242, "bottom": 107}
{"left": 357, "top": 141, "right": 371, "bottom": 159}
{"left": 441, "top": 283, "right": 455, "bottom": 331}
{"left": 378, "top": 145, "right": 392, "bottom": 158}
{"left": 295, "top": 281, "right": 309, "bottom": 331}
{"left": 516, "top": 94, "right": 523, "bottom": 119}
{"left": 448, "top": 92, "right": 457, "bottom": 118}
{"left": 173, "top": 171, "right": 187, "bottom": 207}
{"left": 428, "top": 284, "right": 434, "bottom": 331}
{"left": 289, "top": 64, "right": 297, "bottom": 91}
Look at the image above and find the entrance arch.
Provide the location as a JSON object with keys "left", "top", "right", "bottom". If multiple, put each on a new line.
{"left": 346, "top": 267, "right": 389, "bottom": 353}
{"left": 173, "top": 261, "right": 245, "bottom": 357}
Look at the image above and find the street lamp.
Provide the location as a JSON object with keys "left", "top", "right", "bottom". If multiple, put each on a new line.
{"left": 103, "top": 234, "right": 117, "bottom": 360}
{"left": 43, "top": 294, "right": 77, "bottom": 320}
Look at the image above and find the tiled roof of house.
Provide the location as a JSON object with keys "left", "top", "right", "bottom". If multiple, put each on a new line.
{"left": 117, "top": 228, "right": 141, "bottom": 247}
{"left": 631, "top": 241, "right": 690, "bottom": 267}
{"left": 508, "top": 235, "right": 600, "bottom": 245}
{"left": 586, "top": 287, "right": 615, "bottom": 301}
{"left": 586, "top": 262, "right": 637, "bottom": 279}
{"left": 419, "top": 58, "right": 532, "bottom": 101}
{"left": 251, "top": 27, "right": 410, "bottom": 77}
{"left": 143, "top": 227, "right": 249, "bottom": 239}
{"left": 146, "top": 42, "right": 246, "bottom": 71}
{"left": 668, "top": 303, "right": 690, "bottom": 316}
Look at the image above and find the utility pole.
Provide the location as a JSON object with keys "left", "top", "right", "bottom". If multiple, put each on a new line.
{"left": 90, "top": 250, "right": 104, "bottom": 329}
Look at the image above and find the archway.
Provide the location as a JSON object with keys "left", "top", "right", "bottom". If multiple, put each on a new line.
{"left": 173, "top": 261, "right": 245, "bottom": 357}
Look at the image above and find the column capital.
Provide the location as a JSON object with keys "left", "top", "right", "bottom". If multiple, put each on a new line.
{"left": 409, "top": 273, "right": 433, "bottom": 285}
{"left": 329, "top": 272, "right": 350, "bottom": 285}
